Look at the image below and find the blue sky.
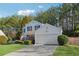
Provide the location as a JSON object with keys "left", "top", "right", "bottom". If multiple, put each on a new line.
{"left": 0, "top": 3, "right": 61, "bottom": 17}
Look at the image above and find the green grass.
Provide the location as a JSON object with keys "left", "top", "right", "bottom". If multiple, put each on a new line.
{"left": 0, "top": 44, "right": 25, "bottom": 56}
{"left": 53, "top": 45, "right": 79, "bottom": 56}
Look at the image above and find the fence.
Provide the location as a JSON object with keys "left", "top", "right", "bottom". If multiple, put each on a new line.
{"left": 68, "top": 37, "right": 79, "bottom": 45}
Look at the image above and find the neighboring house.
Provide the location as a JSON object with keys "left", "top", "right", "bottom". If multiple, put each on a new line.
{"left": 0, "top": 30, "right": 8, "bottom": 43}
{"left": 0, "top": 30, "right": 6, "bottom": 36}
{"left": 21, "top": 20, "right": 43, "bottom": 40}
{"left": 35, "top": 23, "right": 62, "bottom": 45}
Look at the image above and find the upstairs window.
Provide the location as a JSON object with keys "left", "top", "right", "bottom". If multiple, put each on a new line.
{"left": 27, "top": 26, "right": 32, "bottom": 31}
{"left": 23, "top": 28, "right": 26, "bottom": 33}
{"left": 35, "top": 25, "right": 40, "bottom": 30}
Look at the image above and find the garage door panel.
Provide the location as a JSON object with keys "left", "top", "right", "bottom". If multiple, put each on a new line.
{"left": 35, "top": 34, "right": 58, "bottom": 44}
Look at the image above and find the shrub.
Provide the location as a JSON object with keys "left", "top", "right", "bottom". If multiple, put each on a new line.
{"left": 24, "top": 40, "right": 32, "bottom": 45}
{"left": 62, "top": 30, "right": 75, "bottom": 37}
{"left": 15, "top": 40, "right": 24, "bottom": 44}
{"left": 57, "top": 35, "right": 68, "bottom": 45}
{"left": 0, "top": 35, "right": 8, "bottom": 44}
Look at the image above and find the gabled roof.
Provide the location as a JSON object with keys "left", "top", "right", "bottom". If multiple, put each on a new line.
{"left": 35, "top": 23, "right": 62, "bottom": 34}
{"left": 23, "top": 20, "right": 43, "bottom": 28}
{"left": 27, "top": 20, "right": 42, "bottom": 25}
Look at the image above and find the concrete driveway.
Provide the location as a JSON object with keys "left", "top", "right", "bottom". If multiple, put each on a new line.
{"left": 5, "top": 45, "right": 57, "bottom": 56}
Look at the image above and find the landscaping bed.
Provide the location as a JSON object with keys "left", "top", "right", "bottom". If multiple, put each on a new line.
{"left": 53, "top": 45, "right": 79, "bottom": 56}
{"left": 0, "top": 44, "right": 25, "bottom": 56}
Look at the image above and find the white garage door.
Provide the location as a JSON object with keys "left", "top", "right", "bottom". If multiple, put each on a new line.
{"left": 35, "top": 34, "right": 58, "bottom": 45}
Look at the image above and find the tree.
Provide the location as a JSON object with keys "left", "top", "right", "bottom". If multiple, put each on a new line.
{"left": 20, "top": 16, "right": 31, "bottom": 28}
{"left": 60, "top": 4, "right": 79, "bottom": 32}
{"left": 34, "top": 7, "right": 61, "bottom": 26}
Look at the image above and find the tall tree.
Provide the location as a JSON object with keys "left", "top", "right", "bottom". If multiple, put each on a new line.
{"left": 59, "top": 3, "right": 79, "bottom": 32}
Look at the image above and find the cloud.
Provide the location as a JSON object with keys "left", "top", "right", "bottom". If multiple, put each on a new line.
{"left": 38, "top": 5, "right": 43, "bottom": 9}
{"left": 17, "top": 9, "right": 35, "bottom": 16}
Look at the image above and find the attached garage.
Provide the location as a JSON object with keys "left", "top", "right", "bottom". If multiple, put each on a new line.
{"left": 35, "top": 24, "right": 62, "bottom": 45}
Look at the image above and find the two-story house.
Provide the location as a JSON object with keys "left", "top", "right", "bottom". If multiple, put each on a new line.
{"left": 21, "top": 20, "right": 43, "bottom": 40}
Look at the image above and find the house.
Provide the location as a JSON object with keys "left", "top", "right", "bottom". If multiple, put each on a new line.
{"left": 21, "top": 20, "right": 43, "bottom": 40}
{"left": 35, "top": 23, "right": 62, "bottom": 45}
{"left": 0, "top": 30, "right": 8, "bottom": 44}
{"left": 21, "top": 20, "right": 62, "bottom": 45}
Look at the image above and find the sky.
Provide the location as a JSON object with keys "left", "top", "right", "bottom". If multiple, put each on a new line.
{"left": 0, "top": 3, "right": 61, "bottom": 17}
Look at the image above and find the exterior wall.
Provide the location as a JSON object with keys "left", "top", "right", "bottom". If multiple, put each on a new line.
{"left": 22, "top": 20, "right": 43, "bottom": 35}
{"left": 35, "top": 24, "right": 62, "bottom": 45}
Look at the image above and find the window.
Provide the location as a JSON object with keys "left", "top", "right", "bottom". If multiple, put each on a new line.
{"left": 23, "top": 28, "right": 26, "bottom": 33}
{"left": 27, "top": 26, "right": 32, "bottom": 31}
{"left": 35, "top": 25, "right": 40, "bottom": 30}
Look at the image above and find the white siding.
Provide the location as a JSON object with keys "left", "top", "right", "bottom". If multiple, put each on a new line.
{"left": 22, "top": 20, "right": 43, "bottom": 35}
{"left": 35, "top": 24, "right": 62, "bottom": 45}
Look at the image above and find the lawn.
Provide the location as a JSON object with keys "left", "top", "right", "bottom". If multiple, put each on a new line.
{"left": 0, "top": 44, "right": 25, "bottom": 56}
{"left": 53, "top": 45, "right": 79, "bottom": 56}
